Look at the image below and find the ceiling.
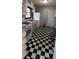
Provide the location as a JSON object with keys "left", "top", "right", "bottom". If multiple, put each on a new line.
{"left": 31, "top": 0, "right": 56, "bottom": 7}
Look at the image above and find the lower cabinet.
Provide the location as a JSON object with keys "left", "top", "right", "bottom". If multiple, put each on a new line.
{"left": 22, "top": 31, "right": 27, "bottom": 59}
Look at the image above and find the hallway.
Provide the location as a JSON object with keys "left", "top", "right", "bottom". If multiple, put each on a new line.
{"left": 24, "top": 27, "right": 56, "bottom": 59}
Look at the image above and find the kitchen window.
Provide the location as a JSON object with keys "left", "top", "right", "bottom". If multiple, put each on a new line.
{"left": 26, "top": 7, "right": 32, "bottom": 19}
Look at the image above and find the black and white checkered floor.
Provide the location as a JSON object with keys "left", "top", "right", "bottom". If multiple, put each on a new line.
{"left": 24, "top": 27, "right": 56, "bottom": 59}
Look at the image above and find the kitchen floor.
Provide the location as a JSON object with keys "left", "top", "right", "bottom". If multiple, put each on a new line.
{"left": 24, "top": 27, "right": 56, "bottom": 59}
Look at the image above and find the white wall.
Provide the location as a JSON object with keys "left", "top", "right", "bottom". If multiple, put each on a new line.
{"left": 47, "top": 7, "right": 56, "bottom": 27}
{"left": 35, "top": 6, "right": 56, "bottom": 27}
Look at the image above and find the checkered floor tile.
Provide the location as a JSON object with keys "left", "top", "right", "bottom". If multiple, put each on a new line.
{"left": 24, "top": 27, "right": 56, "bottom": 59}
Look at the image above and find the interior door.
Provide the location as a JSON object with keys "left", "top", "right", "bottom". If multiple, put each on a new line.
{"left": 40, "top": 8, "right": 48, "bottom": 26}
{"left": 47, "top": 8, "right": 55, "bottom": 27}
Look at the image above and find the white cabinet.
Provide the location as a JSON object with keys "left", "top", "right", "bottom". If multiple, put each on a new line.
{"left": 22, "top": 31, "right": 27, "bottom": 59}
{"left": 22, "top": 22, "right": 32, "bottom": 59}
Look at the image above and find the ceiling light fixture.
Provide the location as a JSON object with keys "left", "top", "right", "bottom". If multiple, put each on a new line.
{"left": 43, "top": 0, "right": 48, "bottom": 3}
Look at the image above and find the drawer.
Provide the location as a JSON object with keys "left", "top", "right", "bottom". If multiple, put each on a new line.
{"left": 22, "top": 50, "right": 26, "bottom": 59}
{"left": 22, "top": 38, "right": 26, "bottom": 45}
{"left": 22, "top": 31, "right": 26, "bottom": 38}
{"left": 22, "top": 44, "right": 26, "bottom": 50}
